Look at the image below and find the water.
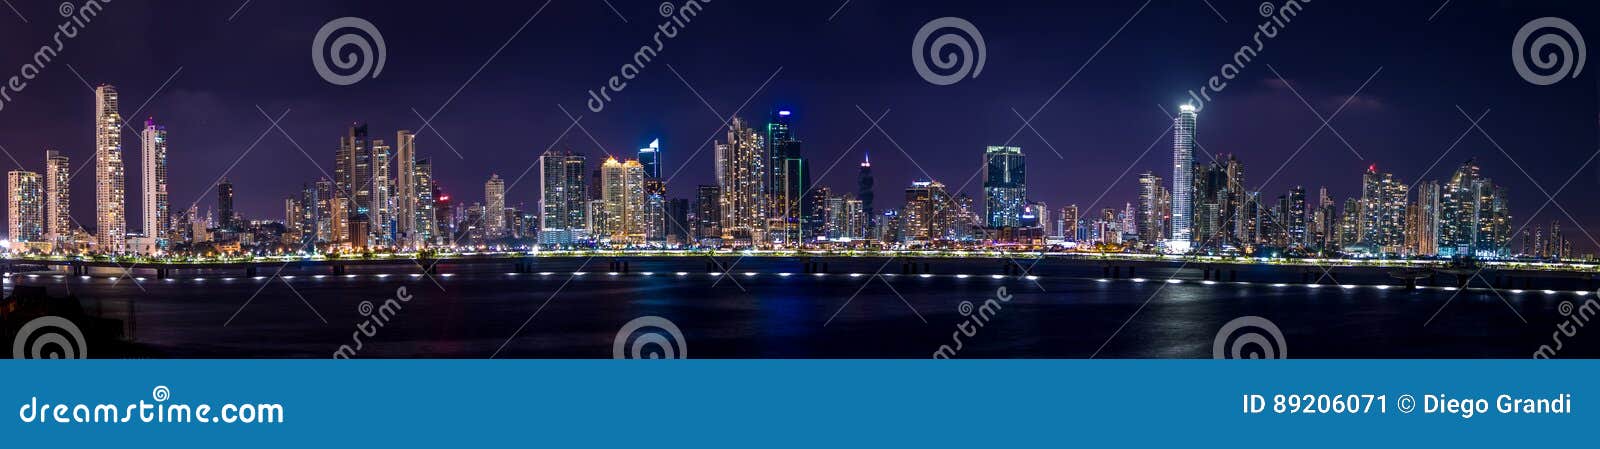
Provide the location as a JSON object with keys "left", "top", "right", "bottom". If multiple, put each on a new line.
{"left": 10, "top": 258, "right": 1597, "bottom": 358}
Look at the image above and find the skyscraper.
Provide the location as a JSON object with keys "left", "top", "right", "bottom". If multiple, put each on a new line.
{"left": 1060, "top": 205, "right": 1080, "bottom": 242}
{"left": 715, "top": 117, "right": 766, "bottom": 243}
{"left": 767, "top": 110, "right": 809, "bottom": 245}
{"left": 94, "top": 85, "right": 127, "bottom": 253}
{"left": 1169, "top": 104, "right": 1197, "bottom": 252}
{"left": 695, "top": 185, "right": 721, "bottom": 241}
{"left": 413, "top": 159, "right": 437, "bottom": 248}
{"left": 639, "top": 139, "right": 662, "bottom": 179}
{"left": 1413, "top": 181, "right": 1441, "bottom": 256}
{"left": 857, "top": 153, "right": 874, "bottom": 231}
{"left": 538, "top": 150, "right": 588, "bottom": 246}
{"left": 142, "top": 118, "right": 170, "bottom": 250}
{"left": 395, "top": 130, "right": 417, "bottom": 248}
{"left": 371, "top": 138, "right": 393, "bottom": 246}
{"left": 904, "top": 180, "right": 953, "bottom": 242}
{"left": 1358, "top": 165, "right": 1408, "bottom": 254}
{"left": 1137, "top": 172, "right": 1164, "bottom": 244}
{"left": 9, "top": 170, "right": 44, "bottom": 245}
{"left": 1288, "top": 186, "right": 1307, "bottom": 246}
{"left": 983, "top": 146, "right": 1026, "bottom": 228}
{"left": 601, "top": 157, "right": 646, "bottom": 243}
{"left": 217, "top": 178, "right": 234, "bottom": 231}
{"left": 485, "top": 174, "right": 506, "bottom": 238}
{"left": 337, "top": 123, "right": 373, "bottom": 226}
{"left": 44, "top": 150, "right": 69, "bottom": 246}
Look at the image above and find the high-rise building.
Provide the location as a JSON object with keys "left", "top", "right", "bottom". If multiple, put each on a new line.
{"left": 1358, "top": 165, "right": 1408, "bottom": 254}
{"left": 485, "top": 174, "right": 506, "bottom": 238}
{"left": 8, "top": 170, "right": 44, "bottom": 245}
{"left": 1169, "top": 104, "right": 1197, "bottom": 252}
{"left": 395, "top": 130, "right": 417, "bottom": 248}
{"left": 1060, "top": 205, "right": 1080, "bottom": 242}
{"left": 1412, "top": 181, "right": 1441, "bottom": 256}
{"left": 413, "top": 159, "right": 437, "bottom": 248}
{"left": 94, "top": 85, "right": 127, "bottom": 253}
{"left": 601, "top": 158, "right": 646, "bottom": 243}
{"left": 665, "top": 198, "right": 691, "bottom": 245}
{"left": 371, "top": 138, "right": 393, "bottom": 246}
{"left": 337, "top": 123, "right": 373, "bottom": 218}
{"left": 1438, "top": 159, "right": 1512, "bottom": 258}
{"left": 715, "top": 117, "right": 766, "bottom": 243}
{"left": 539, "top": 150, "right": 588, "bottom": 245}
{"left": 639, "top": 139, "right": 662, "bottom": 179}
{"left": 142, "top": 118, "right": 170, "bottom": 250}
{"left": 904, "top": 180, "right": 953, "bottom": 242}
{"left": 766, "top": 110, "right": 810, "bottom": 245}
{"left": 857, "top": 153, "right": 874, "bottom": 232}
{"left": 44, "top": 150, "right": 69, "bottom": 246}
{"left": 217, "top": 178, "right": 235, "bottom": 232}
{"left": 983, "top": 146, "right": 1026, "bottom": 229}
{"left": 1137, "top": 172, "right": 1164, "bottom": 244}
{"left": 1288, "top": 186, "right": 1307, "bottom": 246}
{"left": 695, "top": 185, "right": 721, "bottom": 241}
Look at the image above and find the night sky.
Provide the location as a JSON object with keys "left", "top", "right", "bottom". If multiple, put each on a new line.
{"left": 0, "top": 1, "right": 1594, "bottom": 249}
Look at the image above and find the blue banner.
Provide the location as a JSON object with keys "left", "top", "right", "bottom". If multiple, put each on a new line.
{"left": 0, "top": 360, "right": 1590, "bottom": 447}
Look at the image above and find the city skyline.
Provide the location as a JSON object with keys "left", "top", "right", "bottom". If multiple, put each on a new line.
{"left": 0, "top": 2, "right": 1592, "bottom": 254}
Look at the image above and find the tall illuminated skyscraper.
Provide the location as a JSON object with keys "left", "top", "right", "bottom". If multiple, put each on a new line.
{"left": 142, "top": 117, "right": 169, "bottom": 250}
{"left": 485, "top": 174, "right": 506, "bottom": 238}
{"left": 44, "top": 150, "right": 69, "bottom": 246}
{"left": 413, "top": 158, "right": 436, "bottom": 248}
{"left": 1358, "top": 164, "right": 1408, "bottom": 254}
{"left": 395, "top": 130, "right": 417, "bottom": 247}
{"left": 539, "top": 150, "right": 588, "bottom": 245}
{"left": 337, "top": 123, "right": 373, "bottom": 226}
{"left": 639, "top": 139, "right": 661, "bottom": 179}
{"left": 8, "top": 170, "right": 44, "bottom": 245}
{"left": 1169, "top": 104, "right": 1197, "bottom": 252}
{"left": 372, "top": 138, "right": 393, "bottom": 246}
{"left": 857, "top": 153, "right": 874, "bottom": 232}
{"left": 715, "top": 117, "right": 766, "bottom": 243}
{"left": 1137, "top": 172, "right": 1164, "bottom": 244}
{"left": 94, "top": 85, "right": 127, "bottom": 253}
{"left": 601, "top": 157, "right": 646, "bottom": 243}
{"left": 983, "top": 146, "right": 1026, "bottom": 228}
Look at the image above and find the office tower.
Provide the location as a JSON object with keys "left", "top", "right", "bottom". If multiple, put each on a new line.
{"left": 315, "top": 179, "right": 335, "bottom": 243}
{"left": 1059, "top": 205, "right": 1080, "bottom": 242}
{"left": 1358, "top": 165, "right": 1408, "bottom": 254}
{"left": 639, "top": 139, "right": 662, "bottom": 179}
{"left": 9, "top": 170, "right": 44, "bottom": 245}
{"left": 715, "top": 117, "right": 766, "bottom": 242}
{"left": 844, "top": 197, "right": 865, "bottom": 240}
{"left": 413, "top": 159, "right": 436, "bottom": 249}
{"left": 1288, "top": 186, "right": 1307, "bottom": 246}
{"left": 904, "top": 180, "right": 952, "bottom": 242}
{"left": 94, "top": 85, "right": 127, "bottom": 253}
{"left": 395, "top": 130, "right": 417, "bottom": 247}
{"left": 666, "top": 198, "right": 691, "bottom": 245}
{"left": 695, "top": 185, "right": 721, "bottom": 241}
{"left": 285, "top": 197, "right": 302, "bottom": 237}
{"left": 434, "top": 187, "right": 454, "bottom": 246}
{"left": 217, "top": 178, "right": 235, "bottom": 232}
{"left": 1169, "top": 104, "right": 1197, "bottom": 252}
{"left": 1413, "top": 181, "right": 1441, "bottom": 256}
{"left": 983, "top": 146, "right": 1026, "bottom": 228}
{"left": 1439, "top": 159, "right": 1512, "bottom": 258}
{"left": 337, "top": 123, "right": 373, "bottom": 228}
{"left": 371, "top": 139, "right": 393, "bottom": 245}
{"left": 537, "top": 151, "right": 588, "bottom": 246}
{"left": 485, "top": 174, "right": 506, "bottom": 238}
{"left": 1137, "top": 171, "right": 1164, "bottom": 244}
{"left": 1548, "top": 221, "right": 1565, "bottom": 259}
{"left": 1223, "top": 154, "right": 1246, "bottom": 245}
{"left": 296, "top": 182, "right": 319, "bottom": 249}
{"left": 330, "top": 198, "right": 350, "bottom": 244}
{"left": 645, "top": 190, "right": 667, "bottom": 245}
{"left": 44, "top": 150, "right": 69, "bottom": 245}
{"left": 601, "top": 158, "right": 646, "bottom": 243}
{"left": 822, "top": 193, "right": 846, "bottom": 239}
{"left": 766, "top": 110, "right": 809, "bottom": 245}
{"left": 141, "top": 117, "right": 170, "bottom": 250}
{"left": 858, "top": 153, "right": 875, "bottom": 230}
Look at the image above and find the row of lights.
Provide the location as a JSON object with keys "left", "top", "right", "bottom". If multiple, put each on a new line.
{"left": 8, "top": 272, "right": 1593, "bottom": 296}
